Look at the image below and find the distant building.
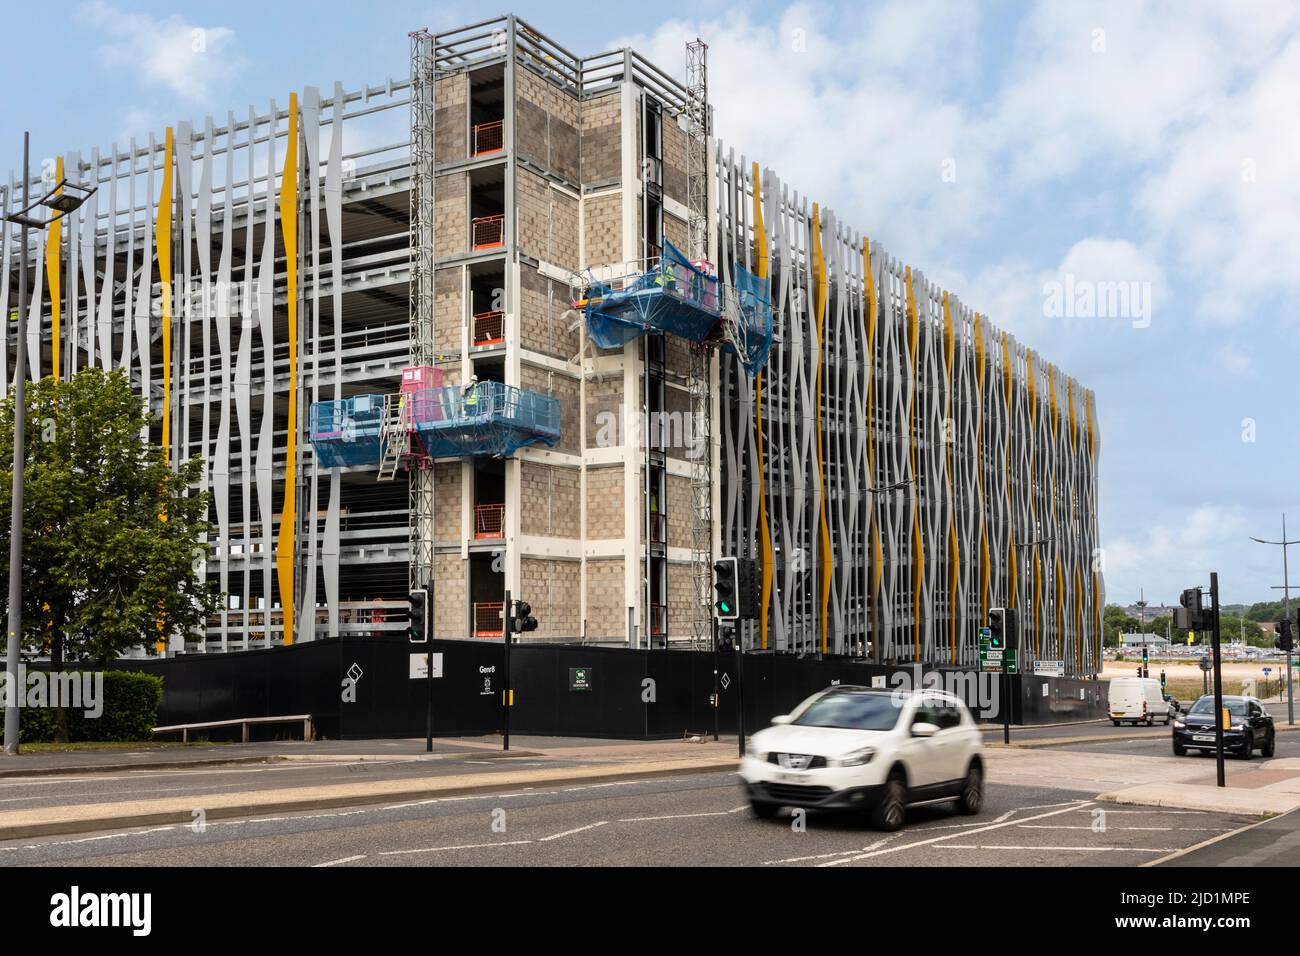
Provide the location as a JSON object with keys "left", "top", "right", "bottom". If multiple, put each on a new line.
{"left": 1120, "top": 632, "right": 1171, "bottom": 649}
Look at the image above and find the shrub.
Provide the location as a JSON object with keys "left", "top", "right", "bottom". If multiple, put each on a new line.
{"left": 0, "top": 670, "right": 163, "bottom": 743}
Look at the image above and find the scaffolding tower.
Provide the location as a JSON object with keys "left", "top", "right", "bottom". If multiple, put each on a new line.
{"left": 685, "top": 39, "right": 712, "bottom": 649}
{"left": 408, "top": 28, "right": 437, "bottom": 592}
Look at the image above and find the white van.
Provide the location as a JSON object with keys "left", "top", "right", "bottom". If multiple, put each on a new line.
{"left": 1108, "top": 677, "right": 1171, "bottom": 726}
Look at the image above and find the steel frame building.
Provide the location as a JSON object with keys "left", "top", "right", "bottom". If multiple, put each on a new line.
{"left": 0, "top": 14, "right": 1103, "bottom": 675}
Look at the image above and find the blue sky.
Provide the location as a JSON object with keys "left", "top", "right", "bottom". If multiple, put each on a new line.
{"left": 3, "top": 0, "right": 1299, "bottom": 610}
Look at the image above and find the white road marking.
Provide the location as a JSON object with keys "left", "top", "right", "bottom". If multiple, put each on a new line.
{"left": 539, "top": 821, "right": 607, "bottom": 841}
{"left": 617, "top": 811, "right": 732, "bottom": 823}
{"left": 821, "top": 803, "right": 1090, "bottom": 866}
{"left": 1018, "top": 825, "right": 1231, "bottom": 832}
{"left": 314, "top": 855, "right": 367, "bottom": 867}
{"left": 938, "top": 844, "right": 1176, "bottom": 853}
{"left": 762, "top": 838, "right": 896, "bottom": 866}
{"left": 379, "top": 840, "right": 532, "bottom": 856}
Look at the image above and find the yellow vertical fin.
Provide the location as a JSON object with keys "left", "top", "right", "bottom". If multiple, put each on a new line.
{"left": 45, "top": 157, "right": 63, "bottom": 381}
{"left": 277, "top": 93, "right": 300, "bottom": 646}
{"left": 812, "top": 204, "right": 831, "bottom": 654}
{"left": 752, "top": 162, "right": 773, "bottom": 650}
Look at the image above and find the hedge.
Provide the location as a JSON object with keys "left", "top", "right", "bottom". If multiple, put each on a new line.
{"left": 0, "top": 670, "right": 163, "bottom": 743}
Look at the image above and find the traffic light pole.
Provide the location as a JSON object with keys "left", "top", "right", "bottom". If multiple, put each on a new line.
{"left": 425, "top": 582, "right": 434, "bottom": 753}
{"left": 711, "top": 616, "right": 719, "bottom": 742}
{"left": 1210, "top": 573, "right": 1225, "bottom": 788}
{"left": 503, "top": 590, "right": 512, "bottom": 752}
{"left": 735, "top": 637, "right": 746, "bottom": 758}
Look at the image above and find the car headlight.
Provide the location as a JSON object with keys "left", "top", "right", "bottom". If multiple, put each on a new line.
{"left": 834, "top": 746, "right": 875, "bottom": 768}
{"left": 1231, "top": 724, "right": 1247, "bottom": 732}
{"left": 744, "top": 741, "right": 763, "bottom": 759}
{"left": 1173, "top": 721, "right": 1185, "bottom": 729}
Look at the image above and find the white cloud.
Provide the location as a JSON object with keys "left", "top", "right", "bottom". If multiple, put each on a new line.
{"left": 78, "top": 1, "right": 242, "bottom": 102}
{"left": 1104, "top": 505, "right": 1248, "bottom": 598}
{"left": 1216, "top": 344, "right": 1253, "bottom": 378}
{"left": 613, "top": 2, "right": 995, "bottom": 263}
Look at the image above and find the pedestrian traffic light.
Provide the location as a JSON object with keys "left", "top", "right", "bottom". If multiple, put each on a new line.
{"left": 713, "top": 557, "right": 739, "bottom": 621}
{"left": 407, "top": 589, "right": 428, "bottom": 643}
{"left": 511, "top": 600, "right": 538, "bottom": 634}
{"left": 988, "top": 608, "right": 1006, "bottom": 650}
{"left": 737, "top": 557, "right": 760, "bottom": 620}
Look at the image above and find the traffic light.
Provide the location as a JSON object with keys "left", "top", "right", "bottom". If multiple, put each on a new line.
{"left": 407, "top": 589, "right": 428, "bottom": 643}
{"left": 1173, "top": 587, "right": 1203, "bottom": 630}
{"left": 737, "top": 558, "right": 760, "bottom": 620}
{"left": 988, "top": 608, "right": 1006, "bottom": 650}
{"left": 1276, "top": 619, "right": 1294, "bottom": 653}
{"left": 511, "top": 599, "right": 538, "bottom": 634}
{"left": 713, "top": 557, "right": 739, "bottom": 621}
{"left": 1003, "top": 607, "right": 1020, "bottom": 652}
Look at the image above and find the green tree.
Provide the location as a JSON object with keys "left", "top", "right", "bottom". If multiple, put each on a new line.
{"left": 0, "top": 368, "right": 216, "bottom": 674}
{"left": 1103, "top": 604, "right": 1139, "bottom": 647}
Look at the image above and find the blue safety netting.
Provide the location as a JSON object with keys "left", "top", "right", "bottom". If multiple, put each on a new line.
{"left": 309, "top": 394, "right": 385, "bottom": 467}
{"left": 584, "top": 240, "right": 720, "bottom": 349}
{"left": 724, "top": 261, "right": 774, "bottom": 377}
{"left": 406, "top": 382, "right": 561, "bottom": 459}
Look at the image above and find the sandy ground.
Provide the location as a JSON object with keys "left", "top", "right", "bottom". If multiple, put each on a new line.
{"left": 1102, "top": 660, "right": 1289, "bottom": 681}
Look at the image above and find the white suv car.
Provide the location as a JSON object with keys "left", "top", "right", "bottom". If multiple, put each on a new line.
{"left": 739, "top": 686, "right": 984, "bottom": 831}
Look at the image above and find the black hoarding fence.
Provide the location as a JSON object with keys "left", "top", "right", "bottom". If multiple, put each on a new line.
{"left": 118, "top": 639, "right": 1107, "bottom": 740}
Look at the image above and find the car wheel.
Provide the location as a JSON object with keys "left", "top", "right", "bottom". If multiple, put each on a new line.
{"left": 1164, "top": 713, "right": 1171, "bottom": 725}
{"left": 1262, "top": 732, "right": 1276, "bottom": 758}
{"left": 1112, "top": 719, "right": 1120, "bottom": 727}
{"left": 956, "top": 761, "right": 983, "bottom": 816}
{"left": 1240, "top": 732, "right": 1254, "bottom": 760}
{"left": 870, "top": 771, "right": 907, "bottom": 832}
{"left": 1173, "top": 741, "right": 1186, "bottom": 756}
{"left": 750, "top": 800, "right": 779, "bottom": 819}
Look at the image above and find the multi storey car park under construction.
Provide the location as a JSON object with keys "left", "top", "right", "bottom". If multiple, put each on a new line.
{"left": 0, "top": 15, "right": 1103, "bottom": 675}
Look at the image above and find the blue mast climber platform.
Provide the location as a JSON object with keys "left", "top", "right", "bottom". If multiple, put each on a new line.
{"left": 309, "top": 381, "right": 561, "bottom": 469}
{"left": 583, "top": 241, "right": 720, "bottom": 348}
{"left": 580, "top": 240, "right": 773, "bottom": 377}
{"left": 406, "top": 382, "right": 560, "bottom": 459}
{"left": 309, "top": 395, "right": 385, "bottom": 467}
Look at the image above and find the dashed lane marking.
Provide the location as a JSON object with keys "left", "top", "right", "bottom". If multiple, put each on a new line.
{"left": 821, "top": 803, "right": 1090, "bottom": 866}
{"left": 539, "top": 821, "right": 608, "bottom": 841}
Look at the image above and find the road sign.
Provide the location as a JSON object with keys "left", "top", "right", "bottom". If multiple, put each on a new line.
{"left": 1034, "top": 660, "right": 1065, "bottom": 677}
{"left": 1005, "top": 649, "right": 1018, "bottom": 675}
{"left": 1198, "top": 658, "right": 1212, "bottom": 673}
{"left": 409, "top": 653, "right": 444, "bottom": 679}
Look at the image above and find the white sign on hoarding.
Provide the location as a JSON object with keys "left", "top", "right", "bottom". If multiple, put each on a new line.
{"left": 410, "top": 653, "right": 444, "bottom": 679}
{"left": 1033, "top": 660, "right": 1065, "bottom": 677}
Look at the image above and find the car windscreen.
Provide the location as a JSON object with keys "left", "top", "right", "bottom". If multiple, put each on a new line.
{"left": 791, "top": 692, "right": 902, "bottom": 731}
{"left": 1188, "top": 698, "right": 1246, "bottom": 717}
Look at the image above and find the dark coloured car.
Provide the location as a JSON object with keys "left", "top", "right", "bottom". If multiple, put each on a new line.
{"left": 1172, "top": 695, "right": 1274, "bottom": 759}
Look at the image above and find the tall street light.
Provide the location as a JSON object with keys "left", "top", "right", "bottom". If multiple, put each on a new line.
{"left": 1249, "top": 513, "right": 1298, "bottom": 726}
{"left": 2, "top": 135, "right": 95, "bottom": 755}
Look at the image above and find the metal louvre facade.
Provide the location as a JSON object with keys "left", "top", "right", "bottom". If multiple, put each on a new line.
{"left": 714, "top": 154, "right": 1103, "bottom": 676}
{"left": 0, "top": 15, "right": 1101, "bottom": 672}
{"left": 1, "top": 81, "right": 416, "bottom": 651}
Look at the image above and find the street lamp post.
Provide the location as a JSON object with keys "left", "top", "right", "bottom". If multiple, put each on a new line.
{"left": 1250, "top": 514, "right": 1298, "bottom": 726}
{"left": 3, "top": 135, "right": 30, "bottom": 756}
{"left": 2, "top": 137, "right": 94, "bottom": 755}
